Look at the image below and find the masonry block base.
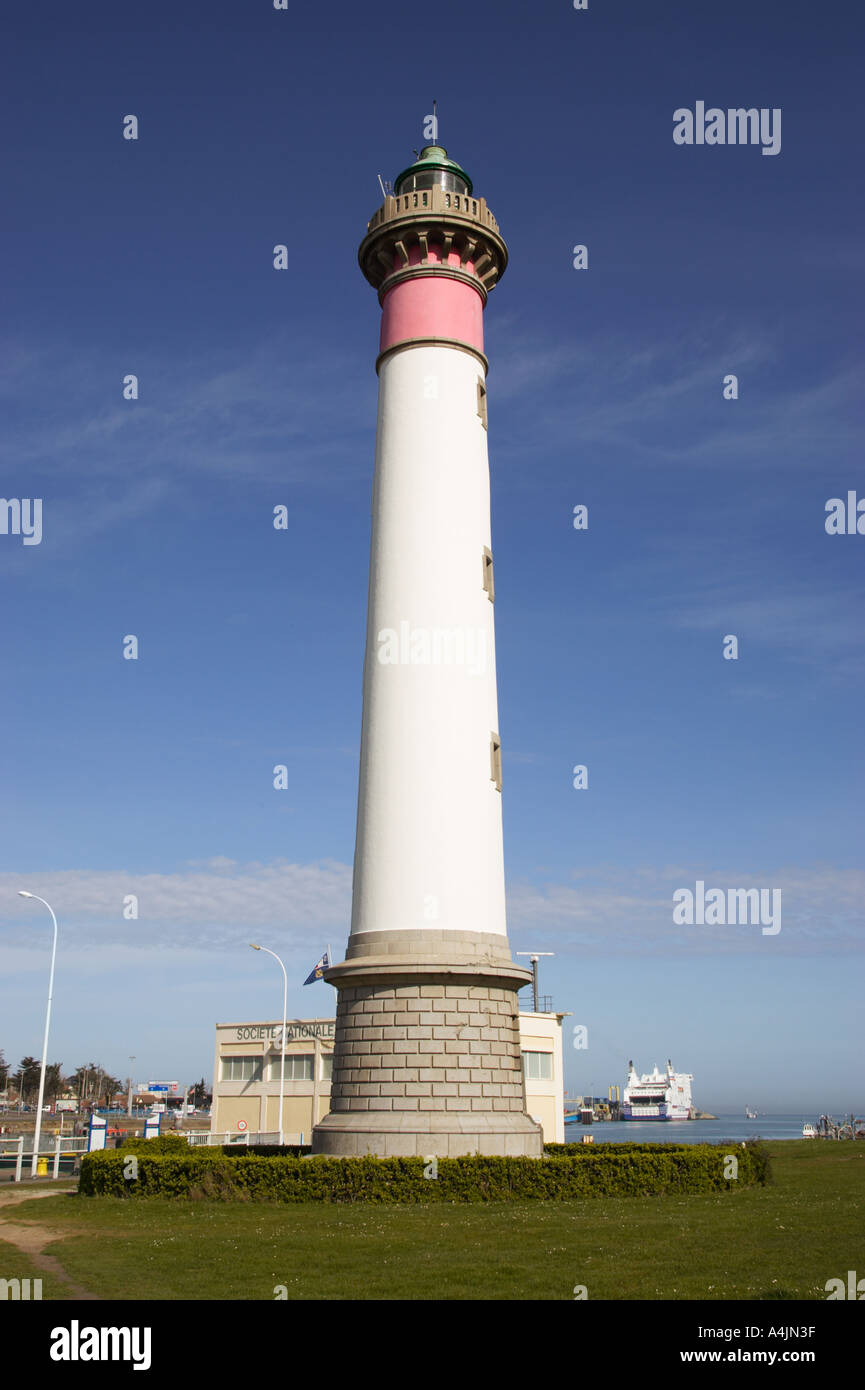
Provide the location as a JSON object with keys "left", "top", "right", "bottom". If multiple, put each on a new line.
{"left": 311, "top": 954, "right": 544, "bottom": 1158}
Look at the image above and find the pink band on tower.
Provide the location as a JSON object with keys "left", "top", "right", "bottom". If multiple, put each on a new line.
{"left": 379, "top": 275, "right": 485, "bottom": 363}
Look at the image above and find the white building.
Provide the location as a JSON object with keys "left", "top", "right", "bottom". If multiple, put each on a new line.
{"left": 211, "top": 1011, "right": 565, "bottom": 1146}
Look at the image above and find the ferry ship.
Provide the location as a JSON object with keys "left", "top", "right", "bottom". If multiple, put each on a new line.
{"left": 621, "top": 1059, "right": 693, "bottom": 1120}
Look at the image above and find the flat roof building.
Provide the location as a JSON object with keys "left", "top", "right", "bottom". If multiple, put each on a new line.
{"left": 211, "top": 1012, "right": 566, "bottom": 1146}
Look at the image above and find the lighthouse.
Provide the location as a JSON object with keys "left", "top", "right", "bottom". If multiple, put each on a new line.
{"left": 312, "top": 142, "right": 542, "bottom": 1157}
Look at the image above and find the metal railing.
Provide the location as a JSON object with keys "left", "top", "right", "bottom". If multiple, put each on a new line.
{"left": 0, "top": 1134, "right": 87, "bottom": 1182}
{"left": 185, "top": 1131, "right": 305, "bottom": 1147}
{"left": 1, "top": 1129, "right": 312, "bottom": 1180}
{"left": 519, "top": 995, "right": 554, "bottom": 1013}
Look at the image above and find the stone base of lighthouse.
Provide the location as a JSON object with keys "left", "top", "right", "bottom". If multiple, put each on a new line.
{"left": 311, "top": 932, "right": 543, "bottom": 1157}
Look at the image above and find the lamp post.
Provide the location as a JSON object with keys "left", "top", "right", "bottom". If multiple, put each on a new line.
{"left": 249, "top": 944, "right": 287, "bottom": 1145}
{"left": 127, "top": 1056, "right": 135, "bottom": 1118}
{"left": 18, "top": 891, "right": 59, "bottom": 1177}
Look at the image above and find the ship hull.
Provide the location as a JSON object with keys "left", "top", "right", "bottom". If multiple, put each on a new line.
{"left": 622, "top": 1061, "right": 694, "bottom": 1121}
{"left": 621, "top": 1104, "right": 690, "bottom": 1121}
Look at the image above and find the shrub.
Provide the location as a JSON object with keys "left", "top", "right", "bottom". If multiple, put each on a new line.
{"left": 80, "top": 1142, "right": 771, "bottom": 1204}
{"left": 225, "top": 1144, "right": 311, "bottom": 1158}
{"left": 118, "top": 1134, "right": 189, "bottom": 1155}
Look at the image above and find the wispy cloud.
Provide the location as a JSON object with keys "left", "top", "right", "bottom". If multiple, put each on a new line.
{"left": 490, "top": 319, "right": 862, "bottom": 472}
{"left": 0, "top": 332, "right": 376, "bottom": 572}
{"left": 0, "top": 330, "right": 372, "bottom": 491}
{"left": 508, "top": 862, "right": 864, "bottom": 957}
{"left": 1, "top": 859, "right": 352, "bottom": 960}
{"left": 666, "top": 580, "right": 865, "bottom": 678}
{"left": 2, "top": 858, "right": 860, "bottom": 967}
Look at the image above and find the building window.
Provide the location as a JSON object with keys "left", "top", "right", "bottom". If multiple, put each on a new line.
{"left": 482, "top": 546, "right": 494, "bottom": 603}
{"left": 267, "top": 1054, "right": 314, "bottom": 1082}
{"left": 321, "top": 1055, "right": 333, "bottom": 1081}
{"left": 490, "top": 732, "right": 502, "bottom": 792}
{"left": 220, "top": 1056, "right": 262, "bottom": 1082}
{"left": 522, "top": 1051, "right": 553, "bottom": 1081}
{"left": 476, "top": 377, "right": 488, "bottom": 429}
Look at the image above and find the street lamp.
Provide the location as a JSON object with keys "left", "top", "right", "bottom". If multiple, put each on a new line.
{"left": 127, "top": 1056, "right": 136, "bottom": 1117}
{"left": 249, "top": 944, "right": 287, "bottom": 1145}
{"left": 18, "top": 891, "right": 59, "bottom": 1178}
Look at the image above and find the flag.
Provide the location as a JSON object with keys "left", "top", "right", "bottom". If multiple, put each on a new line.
{"left": 303, "top": 950, "right": 330, "bottom": 985}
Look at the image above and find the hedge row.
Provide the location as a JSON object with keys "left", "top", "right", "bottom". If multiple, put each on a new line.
{"left": 118, "top": 1136, "right": 310, "bottom": 1159}
{"left": 545, "top": 1142, "right": 705, "bottom": 1155}
{"left": 80, "top": 1141, "right": 770, "bottom": 1203}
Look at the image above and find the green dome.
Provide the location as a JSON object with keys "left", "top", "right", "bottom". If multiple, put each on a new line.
{"left": 393, "top": 144, "right": 473, "bottom": 196}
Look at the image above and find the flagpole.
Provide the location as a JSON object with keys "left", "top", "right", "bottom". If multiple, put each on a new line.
{"left": 249, "top": 944, "right": 287, "bottom": 1146}
{"left": 327, "top": 943, "right": 337, "bottom": 1003}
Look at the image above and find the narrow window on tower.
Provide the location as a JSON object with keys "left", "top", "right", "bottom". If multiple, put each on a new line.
{"left": 490, "top": 733, "right": 502, "bottom": 792}
{"left": 482, "top": 546, "right": 495, "bottom": 603}
{"left": 477, "top": 378, "right": 488, "bottom": 430}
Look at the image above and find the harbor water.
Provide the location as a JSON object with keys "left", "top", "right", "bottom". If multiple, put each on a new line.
{"left": 563, "top": 1114, "right": 825, "bottom": 1144}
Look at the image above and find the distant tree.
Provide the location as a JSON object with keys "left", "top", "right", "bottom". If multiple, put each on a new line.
{"left": 16, "top": 1056, "right": 41, "bottom": 1104}
{"left": 43, "top": 1063, "right": 64, "bottom": 1101}
{"left": 77, "top": 1065, "right": 123, "bottom": 1108}
{"left": 191, "top": 1077, "right": 210, "bottom": 1107}
{"left": 0, "top": 1050, "right": 8, "bottom": 1090}
{"left": 69, "top": 1063, "right": 107, "bottom": 1105}
{"left": 101, "top": 1076, "right": 123, "bottom": 1105}
{"left": 69, "top": 1063, "right": 121, "bottom": 1107}
{"left": 69, "top": 1064, "right": 90, "bottom": 1103}
{"left": 9, "top": 1058, "right": 64, "bottom": 1104}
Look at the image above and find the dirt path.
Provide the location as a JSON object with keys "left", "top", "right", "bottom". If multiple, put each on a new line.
{"left": 0, "top": 1185, "right": 76, "bottom": 1208}
{"left": 0, "top": 1186, "right": 98, "bottom": 1299}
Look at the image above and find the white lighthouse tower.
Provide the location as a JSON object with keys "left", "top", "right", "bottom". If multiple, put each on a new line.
{"left": 312, "top": 142, "right": 542, "bottom": 1157}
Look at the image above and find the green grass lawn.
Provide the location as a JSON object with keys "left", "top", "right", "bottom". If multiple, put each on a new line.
{"left": 2, "top": 1142, "right": 861, "bottom": 1300}
{"left": 0, "top": 1238, "right": 52, "bottom": 1293}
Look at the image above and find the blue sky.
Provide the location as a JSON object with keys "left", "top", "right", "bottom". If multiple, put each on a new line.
{"left": 1, "top": 0, "right": 862, "bottom": 1112}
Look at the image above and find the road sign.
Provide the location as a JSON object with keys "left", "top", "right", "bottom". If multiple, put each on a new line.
{"left": 88, "top": 1113, "right": 108, "bottom": 1151}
